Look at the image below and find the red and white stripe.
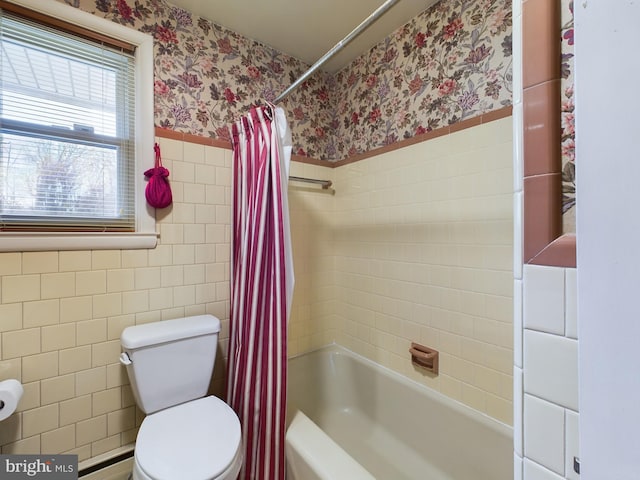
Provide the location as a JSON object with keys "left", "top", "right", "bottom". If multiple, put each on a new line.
{"left": 227, "top": 105, "right": 293, "bottom": 480}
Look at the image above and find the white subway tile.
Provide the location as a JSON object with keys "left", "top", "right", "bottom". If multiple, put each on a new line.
{"left": 22, "top": 352, "right": 58, "bottom": 383}
{"left": 160, "top": 224, "right": 184, "bottom": 245}
{"left": 515, "top": 453, "right": 523, "bottom": 480}
{"left": 513, "top": 192, "right": 523, "bottom": 280}
{"left": 184, "top": 224, "right": 205, "bottom": 244}
{"left": 41, "top": 374, "right": 75, "bottom": 405}
{"left": 106, "top": 269, "right": 135, "bottom": 293}
{"left": 161, "top": 265, "right": 184, "bottom": 287}
{"left": 524, "top": 330, "right": 579, "bottom": 410}
{"left": 75, "top": 271, "right": 106, "bottom": 296}
{"left": 41, "top": 323, "right": 76, "bottom": 352}
{"left": 135, "top": 267, "right": 162, "bottom": 290}
{"left": 514, "top": 278, "right": 523, "bottom": 368}
{"left": 22, "top": 404, "right": 58, "bottom": 437}
{"left": 122, "top": 291, "right": 149, "bottom": 314}
{"left": 183, "top": 142, "right": 205, "bottom": 164}
{"left": 0, "top": 252, "right": 21, "bottom": 276}
{"left": 75, "top": 367, "right": 106, "bottom": 396}
{"left": 2, "top": 328, "right": 40, "bottom": 359}
{"left": 2, "top": 275, "right": 40, "bottom": 303}
{"left": 91, "top": 251, "right": 121, "bottom": 270}
{"left": 523, "top": 458, "right": 564, "bottom": 480}
{"left": 172, "top": 245, "right": 195, "bottom": 265}
{"left": 0, "top": 303, "right": 22, "bottom": 333}
{"left": 184, "top": 264, "right": 205, "bottom": 286}
{"left": 149, "top": 288, "right": 174, "bottom": 311}
{"left": 76, "top": 415, "right": 107, "bottom": 446}
{"left": 121, "top": 250, "right": 148, "bottom": 269}
{"left": 41, "top": 272, "right": 76, "bottom": 299}
{"left": 59, "top": 251, "right": 91, "bottom": 272}
{"left": 565, "top": 268, "right": 578, "bottom": 339}
{"left": 184, "top": 183, "right": 206, "bottom": 204}
{"left": 171, "top": 161, "right": 195, "bottom": 183}
{"left": 565, "top": 409, "right": 580, "bottom": 480}
{"left": 195, "top": 164, "right": 216, "bottom": 185}
{"left": 514, "top": 366, "right": 524, "bottom": 456}
{"left": 171, "top": 203, "right": 196, "bottom": 224}
{"left": 23, "top": 299, "right": 59, "bottom": 328}
{"left": 524, "top": 394, "right": 565, "bottom": 476}
{"left": 205, "top": 146, "right": 226, "bottom": 166}
{"left": 60, "top": 296, "right": 92, "bottom": 323}
{"left": 195, "top": 204, "right": 216, "bottom": 224}
{"left": 173, "top": 285, "right": 196, "bottom": 307}
{"left": 23, "top": 251, "right": 58, "bottom": 274}
{"left": 523, "top": 265, "right": 565, "bottom": 335}
{"left": 156, "top": 138, "right": 182, "bottom": 160}
{"left": 148, "top": 244, "right": 173, "bottom": 267}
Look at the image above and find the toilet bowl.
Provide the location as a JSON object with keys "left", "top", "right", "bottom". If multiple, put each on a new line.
{"left": 132, "top": 397, "right": 242, "bottom": 480}
{"left": 120, "top": 315, "right": 242, "bottom": 480}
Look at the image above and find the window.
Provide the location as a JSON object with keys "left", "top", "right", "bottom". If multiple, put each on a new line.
{"left": 0, "top": 0, "right": 155, "bottom": 250}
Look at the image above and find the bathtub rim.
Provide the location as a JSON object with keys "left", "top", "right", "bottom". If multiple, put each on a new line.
{"left": 288, "top": 342, "right": 513, "bottom": 440}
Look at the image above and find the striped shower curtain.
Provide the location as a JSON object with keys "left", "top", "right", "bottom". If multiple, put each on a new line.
{"left": 227, "top": 104, "right": 294, "bottom": 480}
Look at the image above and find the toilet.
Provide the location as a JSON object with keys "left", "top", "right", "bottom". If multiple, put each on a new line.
{"left": 120, "top": 314, "right": 242, "bottom": 480}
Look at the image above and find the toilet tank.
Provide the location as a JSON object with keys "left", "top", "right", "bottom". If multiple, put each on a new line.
{"left": 120, "top": 315, "right": 220, "bottom": 414}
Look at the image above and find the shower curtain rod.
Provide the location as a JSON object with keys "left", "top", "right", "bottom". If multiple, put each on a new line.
{"left": 273, "top": 0, "right": 401, "bottom": 104}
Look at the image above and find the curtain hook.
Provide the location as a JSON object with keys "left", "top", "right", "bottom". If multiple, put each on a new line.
{"left": 263, "top": 103, "right": 273, "bottom": 122}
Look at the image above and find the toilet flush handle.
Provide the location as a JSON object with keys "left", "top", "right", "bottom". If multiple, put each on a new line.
{"left": 119, "top": 352, "right": 132, "bottom": 366}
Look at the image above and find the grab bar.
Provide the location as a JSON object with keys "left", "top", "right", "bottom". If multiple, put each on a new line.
{"left": 289, "top": 176, "right": 333, "bottom": 190}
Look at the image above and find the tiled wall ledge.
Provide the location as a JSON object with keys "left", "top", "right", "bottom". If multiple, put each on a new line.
{"left": 522, "top": 0, "right": 576, "bottom": 268}
{"left": 155, "top": 105, "right": 513, "bottom": 169}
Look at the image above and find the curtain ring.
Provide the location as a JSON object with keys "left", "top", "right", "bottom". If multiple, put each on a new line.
{"left": 263, "top": 104, "right": 273, "bottom": 122}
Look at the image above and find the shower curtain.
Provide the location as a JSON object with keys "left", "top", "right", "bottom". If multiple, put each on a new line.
{"left": 227, "top": 104, "right": 294, "bottom": 480}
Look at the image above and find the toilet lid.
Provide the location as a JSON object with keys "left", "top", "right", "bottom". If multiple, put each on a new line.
{"left": 136, "top": 396, "right": 241, "bottom": 480}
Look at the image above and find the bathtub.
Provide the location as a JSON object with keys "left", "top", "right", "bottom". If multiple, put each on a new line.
{"left": 286, "top": 344, "right": 512, "bottom": 480}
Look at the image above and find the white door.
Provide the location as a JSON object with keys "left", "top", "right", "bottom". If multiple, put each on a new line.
{"left": 576, "top": 2, "right": 640, "bottom": 478}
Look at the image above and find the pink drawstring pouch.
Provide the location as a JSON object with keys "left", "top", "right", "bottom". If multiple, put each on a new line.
{"left": 144, "top": 143, "right": 173, "bottom": 209}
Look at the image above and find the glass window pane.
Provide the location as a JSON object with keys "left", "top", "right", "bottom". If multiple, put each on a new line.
{"left": 0, "top": 133, "right": 119, "bottom": 219}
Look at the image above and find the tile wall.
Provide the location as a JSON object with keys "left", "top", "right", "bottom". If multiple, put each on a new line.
{"left": 287, "top": 162, "right": 336, "bottom": 356}
{"left": 0, "top": 117, "right": 515, "bottom": 462}
{"left": 331, "top": 117, "right": 514, "bottom": 424}
{"left": 516, "top": 265, "right": 579, "bottom": 480}
{"left": 0, "top": 137, "right": 233, "bottom": 462}
{"left": 289, "top": 116, "right": 515, "bottom": 424}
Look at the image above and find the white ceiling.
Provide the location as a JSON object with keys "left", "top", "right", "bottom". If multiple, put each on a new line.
{"left": 170, "top": 0, "right": 438, "bottom": 73}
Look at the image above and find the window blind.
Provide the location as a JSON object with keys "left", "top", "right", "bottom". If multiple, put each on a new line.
{"left": 0, "top": 7, "right": 136, "bottom": 232}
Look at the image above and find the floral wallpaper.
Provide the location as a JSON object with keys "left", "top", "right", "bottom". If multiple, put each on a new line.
{"left": 561, "top": 0, "right": 576, "bottom": 233}
{"left": 59, "top": 0, "right": 513, "bottom": 161}
{"left": 60, "top": 0, "right": 334, "bottom": 159}
{"left": 332, "top": 0, "right": 512, "bottom": 158}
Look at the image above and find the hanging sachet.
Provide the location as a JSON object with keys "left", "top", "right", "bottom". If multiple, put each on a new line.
{"left": 144, "top": 143, "right": 173, "bottom": 209}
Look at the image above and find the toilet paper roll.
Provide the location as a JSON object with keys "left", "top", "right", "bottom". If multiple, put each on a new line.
{"left": 0, "top": 379, "right": 23, "bottom": 421}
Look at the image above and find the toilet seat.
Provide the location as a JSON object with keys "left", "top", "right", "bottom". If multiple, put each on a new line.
{"left": 134, "top": 396, "right": 242, "bottom": 480}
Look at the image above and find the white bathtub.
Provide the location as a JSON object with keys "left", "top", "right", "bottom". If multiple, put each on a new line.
{"left": 286, "top": 344, "right": 513, "bottom": 480}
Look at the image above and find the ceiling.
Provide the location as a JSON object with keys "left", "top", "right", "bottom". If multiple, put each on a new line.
{"left": 169, "top": 0, "right": 438, "bottom": 73}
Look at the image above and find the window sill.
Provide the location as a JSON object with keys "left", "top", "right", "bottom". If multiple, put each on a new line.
{"left": 0, "top": 231, "right": 158, "bottom": 252}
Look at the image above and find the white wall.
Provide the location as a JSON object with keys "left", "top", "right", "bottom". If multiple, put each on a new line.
{"left": 575, "top": 2, "right": 640, "bottom": 478}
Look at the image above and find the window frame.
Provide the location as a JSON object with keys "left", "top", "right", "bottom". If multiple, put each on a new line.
{"left": 0, "top": 0, "right": 156, "bottom": 251}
